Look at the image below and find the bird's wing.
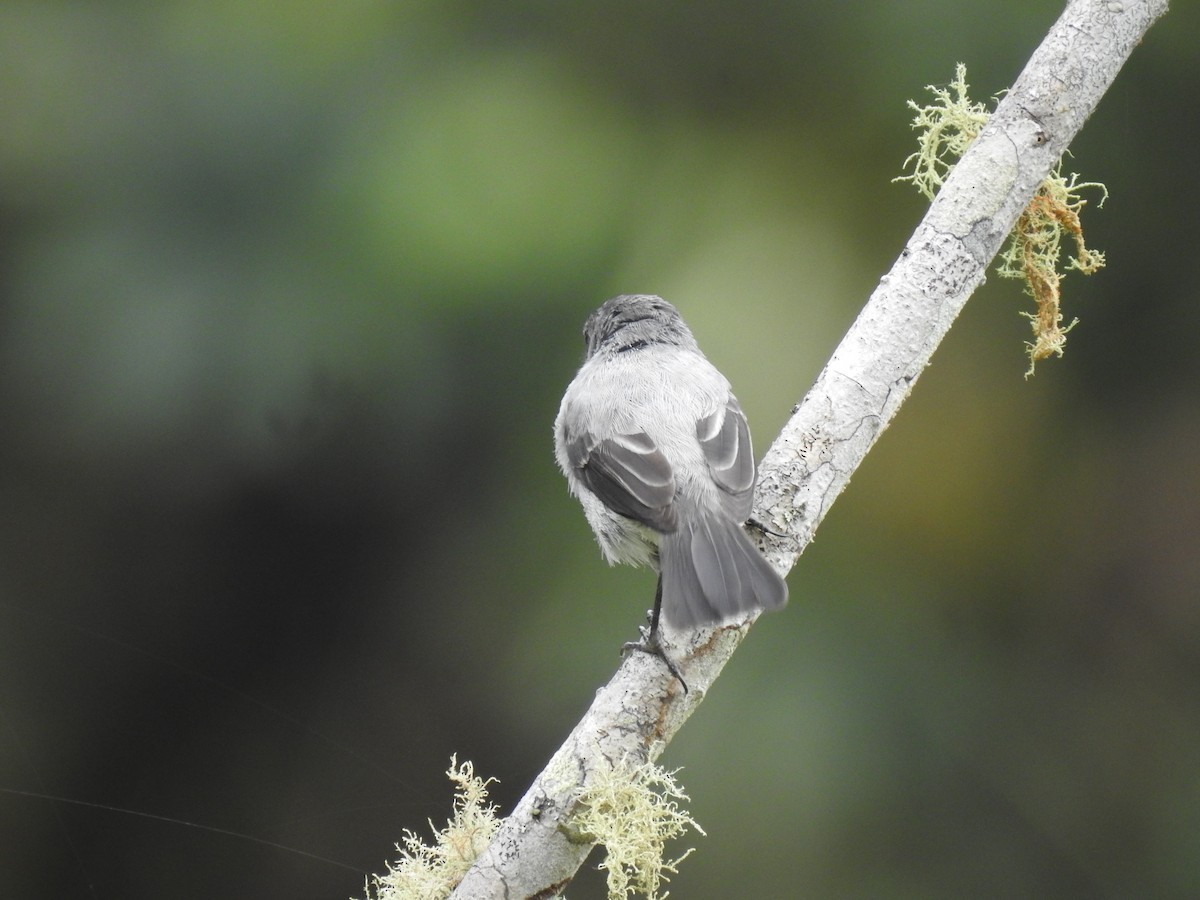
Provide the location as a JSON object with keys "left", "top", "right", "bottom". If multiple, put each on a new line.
{"left": 565, "top": 430, "right": 678, "bottom": 533}
{"left": 696, "top": 396, "right": 756, "bottom": 522}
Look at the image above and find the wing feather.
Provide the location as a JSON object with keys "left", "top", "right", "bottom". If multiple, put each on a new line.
{"left": 696, "top": 397, "right": 755, "bottom": 521}
{"left": 566, "top": 431, "right": 678, "bottom": 533}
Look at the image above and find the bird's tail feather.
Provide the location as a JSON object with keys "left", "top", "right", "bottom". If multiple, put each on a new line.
{"left": 660, "top": 509, "right": 788, "bottom": 631}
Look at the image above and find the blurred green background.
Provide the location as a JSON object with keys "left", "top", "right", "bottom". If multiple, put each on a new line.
{"left": 2, "top": 2, "right": 1197, "bottom": 898}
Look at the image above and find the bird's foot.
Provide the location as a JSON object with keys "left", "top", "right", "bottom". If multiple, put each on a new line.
{"left": 746, "top": 516, "right": 786, "bottom": 538}
{"left": 622, "top": 627, "right": 688, "bottom": 694}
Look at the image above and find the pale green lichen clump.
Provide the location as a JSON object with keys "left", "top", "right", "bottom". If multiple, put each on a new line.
{"left": 363, "top": 756, "right": 500, "bottom": 900}
{"left": 570, "top": 759, "right": 705, "bottom": 900}
{"left": 895, "top": 63, "right": 991, "bottom": 202}
{"left": 895, "top": 63, "right": 1107, "bottom": 376}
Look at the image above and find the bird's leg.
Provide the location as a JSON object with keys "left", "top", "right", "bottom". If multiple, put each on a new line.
{"left": 622, "top": 576, "right": 688, "bottom": 693}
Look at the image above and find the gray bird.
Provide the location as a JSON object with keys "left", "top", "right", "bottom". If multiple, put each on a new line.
{"left": 554, "top": 295, "right": 788, "bottom": 677}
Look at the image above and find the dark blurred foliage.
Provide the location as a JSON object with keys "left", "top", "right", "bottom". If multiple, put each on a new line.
{"left": 1, "top": 2, "right": 1197, "bottom": 898}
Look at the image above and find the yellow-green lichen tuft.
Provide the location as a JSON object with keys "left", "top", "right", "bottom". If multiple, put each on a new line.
{"left": 894, "top": 63, "right": 990, "bottom": 201}
{"left": 569, "top": 759, "right": 705, "bottom": 900}
{"left": 896, "top": 63, "right": 1107, "bottom": 376}
{"left": 363, "top": 755, "right": 500, "bottom": 900}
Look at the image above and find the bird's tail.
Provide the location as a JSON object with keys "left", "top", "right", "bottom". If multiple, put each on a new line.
{"left": 659, "top": 508, "right": 788, "bottom": 631}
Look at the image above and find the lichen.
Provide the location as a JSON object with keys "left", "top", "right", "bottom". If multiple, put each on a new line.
{"left": 569, "top": 759, "right": 705, "bottom": 900}
{"left": 894, "top": 63, "right": 990, "bottom": 201}
{"left": 996, "top": 168, "right": 1107, "bottom": 377}
{"left": 895, "top": 63, "right": 1107, "bottom": 376}
{"left": 363, "top": 755, "right": 500, "bottom": 900}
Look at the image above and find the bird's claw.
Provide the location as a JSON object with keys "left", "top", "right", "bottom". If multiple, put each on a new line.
{"left": 746, "top": 516, "right": 786, "bottom": 538}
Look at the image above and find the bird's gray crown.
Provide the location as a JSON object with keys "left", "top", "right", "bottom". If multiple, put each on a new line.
{"left": 582, "top": 294, "right": 698, "bottom": 358}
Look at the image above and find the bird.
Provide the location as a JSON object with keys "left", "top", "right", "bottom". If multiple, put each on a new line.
{"left": 554, "top": 294, "right": 788, "bottom": 685}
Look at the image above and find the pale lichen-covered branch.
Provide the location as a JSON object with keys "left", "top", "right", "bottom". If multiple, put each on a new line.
{"left": 437, "top": 2, "right": 1169, "bottom": 897}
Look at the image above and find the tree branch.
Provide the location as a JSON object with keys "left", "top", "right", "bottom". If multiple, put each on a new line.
{"left": 449, "top": 1, "right": 1169, "bottom": 896}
